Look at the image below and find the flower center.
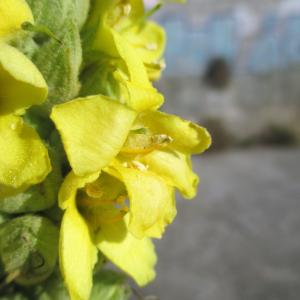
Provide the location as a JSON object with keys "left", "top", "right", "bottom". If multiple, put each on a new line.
{"left": 77, "top": 174, "right": 129, "bottom": 227}
{"left": 121, "top": 129, "right": 173, "bottom": 154}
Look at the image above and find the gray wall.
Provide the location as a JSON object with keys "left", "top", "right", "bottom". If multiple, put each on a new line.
{"left": 158, "top": 67, "right": 300, "bottom": 140}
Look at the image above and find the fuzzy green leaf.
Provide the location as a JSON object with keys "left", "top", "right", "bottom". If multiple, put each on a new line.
{"left": 0, "top": 213, "right": 9, "bottom": 225}
{"left": 73, "top": 0, "right": 90, "bottom": 29}
{"left": 0, "top": 294, "right": 29, "bottom": 300}
{"left": 90, "top": 270, "right": 132, "bottom": 300}
{"left": 17, "top": 0, "right": 84, "bottom": 114}
{"left": 79, "top": 56, "right": 120, "bottom": 98}
{"left": 0, "top": 215, "right": 59, "bottom": 286}
{"left": 34, "top": 273, "right": 69, "bottom": 300}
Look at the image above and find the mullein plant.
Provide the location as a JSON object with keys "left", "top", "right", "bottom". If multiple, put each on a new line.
{"left": 0, "top": 0, "right": 211, "bottom": 299}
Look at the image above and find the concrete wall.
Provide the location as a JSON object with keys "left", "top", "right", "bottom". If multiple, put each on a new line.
{"left": 158, "top": 66, "right": 300, "bottom": 140}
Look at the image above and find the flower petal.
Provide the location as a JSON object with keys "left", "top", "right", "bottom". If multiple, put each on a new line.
{"left": 106, "top": 163, "right": 176, "bottom": 239}
{"left": 0, "top": 0, "right": 33, "bottom": 39}
{"left": 0, "top": 114, "right": 51, "bottom": 195}
{"left": 85, "top": 12, "right": 163, "bottom": 111}
{"left": 51, "top": 95, "right": 137, "bottom": 176}
{"left": 112, "top": 31, "right": 149, "bottom": 86}
{"left": 128, "top": 0, "right": 145, "bottom": 20}
{"left": 118, "top": 78, "right": 164, "bottom": 112}
{"left": 112, "top": 31, "right": 164, "bottom": 111}
{"left": 140, "top": 150, "right": 199, "bottom": 199}
{"left": 59, "top": 171, "right": 99, "bottom": 210}
{"left": 138, "top": 110, "right": 212, "bottom": 154}
{"left": 124, "top": 21, "right": 166, "bottom": 66}
{"left": 0, "top": 43, "right": 48, "bottom": 115}
{"left": 60, "top": 201, "right": 98, "bottom": 300}
{"left": 96, "top": 217, "right": 156, "bottom": 286}
{"left": 124, "top": 21, "right": 166, "bottom": 80}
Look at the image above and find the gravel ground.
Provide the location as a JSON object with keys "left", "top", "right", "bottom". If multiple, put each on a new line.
{"left": 142, "top": 148, "right": 300, "bottom": 300}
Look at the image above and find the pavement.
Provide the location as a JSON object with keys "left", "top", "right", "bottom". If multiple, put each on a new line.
{"left": 142, "top": 148, "right": 300, "bottom": 300}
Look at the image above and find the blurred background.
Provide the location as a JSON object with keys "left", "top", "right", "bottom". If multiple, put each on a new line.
{"left": 141, "top": 0, "right": 300, "bottom": 299}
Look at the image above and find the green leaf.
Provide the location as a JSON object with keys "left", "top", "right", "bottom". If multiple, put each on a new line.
{"left": 21, "top": 22, "right": 62, "bottom": 44}
{"left": 17, "top": 0, "right": 83, "bottom": 114}
{"left": 0, "top": 294, "right": 29, "bottom": 300}
{"left": 0, "top": 215, "right": 59, "bottom": 286}
{"left": 34, "top": 273, "right": 69, "bottom": 300}
{"left": 24, "top": 107, "right": 55, "bottom": 140}
{"left": 24, "top": 269, "right": 130, "bottom": 300}
{"left": 79, "top": 55, "right": 120, "bottom": 98}
{"left": 0, "top": 213, "right": 9, "bottom": 225}
{"left": 90, "top": 270, "right": 132, "bottom": 300}
{"left": 73, "top": 0, "right": 90, "bottom": 29}
{"left": 0, "top": 148, "right": 63, "bottom": 214}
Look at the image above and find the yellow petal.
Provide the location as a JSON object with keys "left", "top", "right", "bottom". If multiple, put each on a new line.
{"left": 87, "top": 0, "right": 143, "bottom": 51}
{"left": 106, "top": 163, "right": 176, "bottom": 239}
{"left": 118, "top": 77, "right": 164, "bottom": 112}
{"left": 140, "top": 150, "right": 199, "bottom": 199}
{"left": 0, "top": 0, "right": 33, "bottom": 40}
{"left": 86, "top": 0, "right": 119, "bottom": 55}
{"left": 124, "top": 21, "right": 166, "bottom": 80}
{"left": 86, "top": 0, "right": 115, "bottom": 27}
{"left": 0, "top": 114, "right": 51, "bottom": 193}
{"left": 96, "top": 217, "right": 156, "bottom": 286}
{"left": 124, "top": 21, "right": 166, "bottom": 65}
{"left": 51, "top": 95, "right": 136, "bottom": 176}
{"left": 129, "top": 0, "right": 145, "bottom": 20}
{"left": 138, "top": 111, "right": 212, "bottom": 154}
{"left": 60, "top": 201, "right": 97, "bottom": 300}
{"left": 0, "top": 43, "right": 48, "bottom": 115}
{"left": 112, "top": 31, "right": 149, "bottom": 86}
{"left": 87, "top": 17, "right": 164, "bottom": 110}
{"left": 112, "top": 31, "right": 164, "bottom": 111}
{"left": 58, "top": 171, "right": 100, "bottom": 210}
{"left": 87, "top": 0, "right": 144, "bottom": 30}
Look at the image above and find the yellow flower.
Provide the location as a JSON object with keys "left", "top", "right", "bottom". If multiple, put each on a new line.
{"left": 0, "top": 0, "right": 51, "bottom": 198}
{"left": 107, "top": 109, "right": 211, "bottom": 237}
{"left": 50, "top": 94, "right": 211, "bottom": 299}
{"left": 51, "top": 95, "right": 210, "bottom": 237}
{"left": 110, "top": 30, "right": 164, "bottom": 111}
{"left": 106, "top": 0, "right": 167, "bottom": 80}
{"left": 83, "top": 0, "right": 165, "bottom": 111}
{"left": 58, "top": 171, "right": 157, "bottom": 300}
{"left": 87, "top": 0, "right": 165, "bottom": 80}
{"left": 49, "top": 3, "right": 210, "bottom": 299}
